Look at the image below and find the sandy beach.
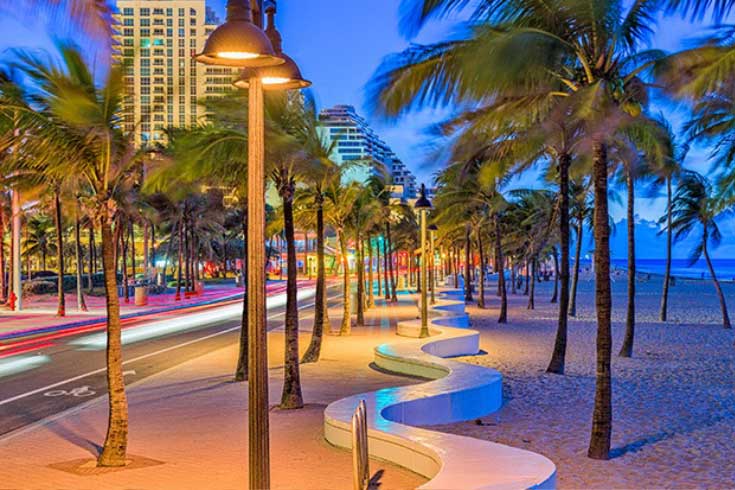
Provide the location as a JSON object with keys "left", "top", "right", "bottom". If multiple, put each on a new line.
{"left": 432, "top": 275, "right": 735, "bottom": 489}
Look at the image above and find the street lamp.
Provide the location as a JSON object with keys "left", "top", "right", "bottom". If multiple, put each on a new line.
{"left": 428, "top": 224, "right": 437, "bottom": 305}
{"left": 414, "top": 184, "right": 433, "bottom": 338}
{"left": 234, "top": 3, "right": 311, "bottom": 91}
{"left": 195, "top": 1, "right": 306, "bottom": 489}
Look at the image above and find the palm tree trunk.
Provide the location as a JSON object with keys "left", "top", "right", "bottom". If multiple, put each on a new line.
{"left": 87, "top": 224, "right": 95, "bottom": 293}
{"left": 588, "top": 142, "right": 612, "bottom": 461}
{"left": 97, "top": 218, "right": 128, "bottom": 467}
{"left": 0, "top": 200, "right": 5, "bottom": 304}
{"left": 524, "top": 260, "right": 530, "bottom": 295}
{"left": 236, "top": 211, "right": 249, "bottom": 380}
{"left": 551, "top": 246, "right": 559, "bottom": 304}
{"left": 376, "top": 238, "right": 382, "bottom": 298}
{"left": 367, "top": 237, "right": 375, "bottom": 308}
{"left": 620, "top": 168, "right": 636, "bottom": 357}
{"left": 356, "top": 236, "right": 365, "bottom": 327}
{"left": 175, "top": 220, "right": 183, "bottom": 300}
{"left": 75, "top": 216, "right": 88, "bottom": 312}
{"left": 477, "top": 232, "right": 485, "bottom": 308}
{"left": 703, "top": 232, "right": 731, "bottom": 329}
{"left": 660, "top": 176, "right": 673, "bottom": 322}
{"left": 280, "top": 188, "right": 304, "bottom": 409}
{"left": 338, "top": 231, "right": 351, "bottom": 335}
{"left": 570, "top": 218, "right": 583, "bottom": 317}
{"left": 122, "top": 222, "right": 129, "bottom": 304}
{"left": 548, "top": 154, "right": 571, "bottom": 373}
{"left": 527, "top": 257, "right": 536, "bottom": 310}
{"left": 302, "top": 197, "right": 327, "bottom": 363}
{"left": 382, "top": 230, "right": 390, "bottom": 300}
{"left": 511, "top": 260, "right": 516, "bottom": 295}
{"left": 387, "top": 223, "right": 397, "bottom": 302}
{"left": 495, "top": 214, "right": 507, "bottom": 323}
{"left": 453, "top": 247, "right": 459, "bottom": 289}
{"left": 129, "top": 222, "right": 136, "bottom": 281}
{"left": 464, "top": 227, "right": 473, "bottom": 302}
{"left": 54, "top": 189, "right": 65, "bottom": 317}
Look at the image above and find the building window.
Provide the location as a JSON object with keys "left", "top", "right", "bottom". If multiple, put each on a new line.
{"left": 140, "top": 8, "right": 150, "bottom": 16}
{"left": 140, "top": 18, "right": 150, "bottom": 27}
{"left": 166, "top": 8, "right": 173, "bottom": 16}
{"left": 123, "top": 18, "right": 133, "bottom": 26}
{"left": 123, "top": 8, "right": 133, "bottom": 16}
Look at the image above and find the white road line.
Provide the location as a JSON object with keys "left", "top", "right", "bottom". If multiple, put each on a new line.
{"left": 0, "top": 290, "right": 341, "bottom": 408}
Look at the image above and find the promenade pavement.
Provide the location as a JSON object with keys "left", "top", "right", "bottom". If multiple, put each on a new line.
{"left": 0, "top": 296, "right": 427, "bottom": 490}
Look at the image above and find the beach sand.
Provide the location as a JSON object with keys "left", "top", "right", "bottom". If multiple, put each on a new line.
{"left": 431, "top": 275, "right": 735, "bottom": 489}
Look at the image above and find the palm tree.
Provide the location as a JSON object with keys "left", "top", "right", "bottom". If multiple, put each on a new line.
{"left": 324, "top": 178, "right": 362, "bottom": 335}
{"left": 295, "top": 97, "right": 338, "bottom": 363}
{"left": 655, "top": 122, "right": 684, "bottom": 322}
{"left": 23, "top": 213, "right": 54, "bottom": 273}
{"left": 12, "top": 44, "right": 141, "bottom": 466}
{"left": 569, "top": 178, "right": 594, "bottom": 317}
{"left": 670, "top": 171, "right": 731, "bottom": 328}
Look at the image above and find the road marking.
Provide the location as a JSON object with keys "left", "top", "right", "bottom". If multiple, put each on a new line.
{"left": 44, "top": 386, "right": 96, "bottom": 398}
{"left": 0, "top": 289, "right": 341, "bottom": 407}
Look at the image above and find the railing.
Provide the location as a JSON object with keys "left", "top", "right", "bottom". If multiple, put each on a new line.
{"left": 351, "top": 399, "right": 370, "bottom": 490}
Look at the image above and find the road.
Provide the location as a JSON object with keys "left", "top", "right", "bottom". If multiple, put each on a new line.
{"left": 0, "top": 284, "right": 341, "bottom": 438}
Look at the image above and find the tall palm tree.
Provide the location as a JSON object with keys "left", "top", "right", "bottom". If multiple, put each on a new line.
{"left": 569, "top": 178, "right": 594, "bottom": 317}
{"left": 295, "top": 97, "right": 338, "bottom": 364}
{"left": 670, "top": 171, "right": 731, "bottom": 328}
{"left": 655, "top": 122, "right": 684, "bottom": 322}
{"left": 324, "top": 178, "right": 362, "bottom": 335}
{"left": 12, "top": 44, "right": 141, "bottom": 466}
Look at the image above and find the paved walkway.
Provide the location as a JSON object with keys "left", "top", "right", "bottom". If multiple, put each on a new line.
{"left": 0, "top": 297, "right": 427, "bottom": 489}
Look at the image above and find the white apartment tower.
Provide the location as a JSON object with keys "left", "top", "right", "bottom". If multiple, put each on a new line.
{"left": 113, "top": 0, "right": 238, "bottom": 147}
{"left": 319, "top": 105, "right": 418, "bottom": 200}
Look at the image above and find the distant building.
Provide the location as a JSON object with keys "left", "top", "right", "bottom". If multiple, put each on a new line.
{"left": 319, "top": 105, "right": 417, "bottom": 200}
{"left": 113, "top": 0, "right": 239, "bottom": 147}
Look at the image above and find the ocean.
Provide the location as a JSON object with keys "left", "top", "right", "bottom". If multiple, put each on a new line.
{"left": 578, "top": 258, "right": 735, "bottom": 280}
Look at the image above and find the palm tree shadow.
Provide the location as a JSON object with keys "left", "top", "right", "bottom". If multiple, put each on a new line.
{"left": 610, "top": 432, "right": 669, "bottom": 458}
{"left": 368, "top": 469, "right": 385, "bottom": 489}
{"left": 46, "top": 419, "right": 103, "bottom": 457}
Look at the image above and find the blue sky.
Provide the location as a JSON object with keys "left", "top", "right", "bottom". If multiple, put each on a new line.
{"left": 0, "top": 1, "right": 725, "bottom": 226}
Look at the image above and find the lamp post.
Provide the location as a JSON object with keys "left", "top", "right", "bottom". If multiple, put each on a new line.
{"left": 414, "top": 184, "right": 432, "bottom": 338}
{"left": 428, "top": 224, "right": 437, "bottom": 305}
{"left": 196, "top": 1, "right": 307, "bottom": 488}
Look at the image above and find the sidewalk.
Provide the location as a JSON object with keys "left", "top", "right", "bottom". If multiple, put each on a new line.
{"left": 0, "top": 281, "right": 305, "bottom": 339}
{"left": 0, "top": 297, "right": 427, "bottom": 489}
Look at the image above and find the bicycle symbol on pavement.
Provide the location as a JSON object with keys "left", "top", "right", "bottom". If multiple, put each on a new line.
{"left": 44, "top": 386, "right": 96, "bottom": 398}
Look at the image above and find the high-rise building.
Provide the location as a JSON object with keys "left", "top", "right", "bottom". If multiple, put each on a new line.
{"left": 113, "top": 1, "right": 238, "bottom": 147}
{"left": 319, "top": 105, "right": 418, "bottom": 200}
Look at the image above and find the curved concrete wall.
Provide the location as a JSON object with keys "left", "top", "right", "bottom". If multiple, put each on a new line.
{"left": 324, "top": 290, "right": 557, "bottom": 489}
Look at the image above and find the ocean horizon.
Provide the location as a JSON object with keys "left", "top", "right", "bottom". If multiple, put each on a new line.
{"left": 575, "top": 258, "right": 735, "bottom": 280}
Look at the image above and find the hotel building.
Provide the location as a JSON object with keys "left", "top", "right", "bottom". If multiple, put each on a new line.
{"left": 113, "top": 0, "right": 239, "bottom": 147}
{"left": 319, "top": 105, "right": 418, "bottom": 200}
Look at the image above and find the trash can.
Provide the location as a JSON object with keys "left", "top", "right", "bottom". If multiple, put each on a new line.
{"left": 134, "top": 285, "right": 148, "bottom": 306}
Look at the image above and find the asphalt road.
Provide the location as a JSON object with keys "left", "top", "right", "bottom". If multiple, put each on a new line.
{"left": 0, "top": 284, "right": 341, "bottom": 438}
